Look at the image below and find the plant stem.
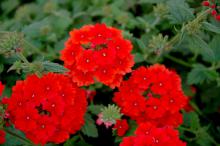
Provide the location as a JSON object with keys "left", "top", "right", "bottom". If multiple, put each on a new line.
{"left": 205, "top": 132, "right": 220, "bottom": 146}
{"left": 164, "top": 54, "right": 193, "bottom": 68}
{"left": 4, "top": 128, "right": 34, "bottom": 145}
{"left": 178, "top": 126, "right": 196, "bottom": 134}
{"left": 17, "top": 53, "right": 30, "bottom": 65}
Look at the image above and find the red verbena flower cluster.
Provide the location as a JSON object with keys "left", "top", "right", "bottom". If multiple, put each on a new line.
{"left": 0, "top": 81, "right": 4, "bottom": 96}
{"left": 113, "top": 119, "right": 129, "bottom": 137}
{"left": 120, "top": 122, "right": 186, "bottom": 146}
{"left": 60, "top": 23, "right": 134, "bottom": 88}
{"left": 0, "top": 82, "right": 6, "bottom": 144}
{"left": 113, "top": 64, "right": 187, "bottom": 127}
{"left": 0, "top": 130, "right": 6, "bottom": 144}
{"left": 5, "top": 73, "right": 87, "bottom": 145}
{"left": 202, "top": 0, "right": 220, "bottom": 21}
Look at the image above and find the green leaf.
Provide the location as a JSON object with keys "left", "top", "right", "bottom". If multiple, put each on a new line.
{"left": 74, "top": 141, "right": 93, "bottom": 146}
{"left": 125, "top": 120, "right": 137, "bottom": 136}
{"left": 88, "top": 104, "right": 105, "bottom": 115}
{"left": 209, "top": 35, "right": 220, "bottom": 61}
{"left": 1, "top": 0, "right": 19, "bottom": 15}
{"left": 187, "top": 64, "right": 219, "bottom": 85}
{"left": 42, "top": 61, "right": 69, "bottom": 73}
{"left": 63, "top": 136, "right": 79, "bottom": 146}
{"left": 183, "top": 111, "right": 200, "bottom": 130}
{"left": 81, "top": 113, "right": 98, "bottom": 138}
{"left": 134, "top": 53, "right": 145, "bottom": 63}
{"left": 2, "top": 127, "right": 28, "bottom": 146}
{"left": 22, "top": 18, "right": 50, "bottom": 38}
{"left": 63, "top": 136, "right": 92, "bottom": 146}
{"left": 0, "top": 64, "right": 4, "bottom": 73}
{"left": 202, "top": 22, "right": 220, "bottom": 34}
{"left": 196, "top": 127, "right": 213, "bottom": 146}
{"left": 139, "top": 0, "right": 166, "bottom": 3}
{"left": 167, "top": 0, "right": 194, "bottom": 24}
{"left": 48, "top": 10, "right": 72, "bottom": 34}
{"left": 188, "top": 34, "right": 215, "bottom": 62}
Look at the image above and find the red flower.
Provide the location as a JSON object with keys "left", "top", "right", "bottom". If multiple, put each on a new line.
{"left": 113, "top": 119, "right": 129, "bottom": 136}
{"left": 120, "top": 123, "right": 186, "bottom": 146}
{"left": 0, "top": 81, "right": 5, "bottom": 96}
{"left": 211, "top": 10, "right": 217, "bottom": 16}
{"left": 216, "top": 15, "right": 220, "bottom": 21}
{"left": 76, "top": 49, "right": 96, "bottom": 72}
{"left": 60, "top": 41, "right": 83, "bottom": 65}
{"left": 94, "top": 48, "right": 116, "bottom": 66}
{"left": 145, "top": 97, "right": 166, "bottom": 119}
{"left": 14, "top": 108, "right": 39, "bottom": 132}
{"left": 113, "top": 64, "right": 187, "bottom": 127}
{"left": 70, "top": 67, "right": 95, "bottom": 86}
{"left": 135, "top": 122, "right": 154, "bottom": 135}
{"left": 95, "top": 66, "right": 116, "bottom": 83}
{"left": 202, "top": 1, "right": 210, "bottom": 6}
{"left": 0, "top": 130, "right": 6, "bottom": 144}
{"left": 60, "top": 23, "right": 134, "bottom": 88}
{"left": 202, "top": 0, "right": 220, "bottom": 21}
{"left": 6, "top": 73, "right": 87, "bottom": 145}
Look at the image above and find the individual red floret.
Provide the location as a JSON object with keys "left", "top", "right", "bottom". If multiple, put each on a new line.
{"left": 5, "top": 73, "right": 87, "bottom": 145}
{"left": 202, "top": 1, "right": 210, "bottom": 6}
{"left": 76, "top": 49, "right": 96, "bottom": 72}
{"left": 60, "top": 23, "right": 134, "bottom": 88}
{"left": 60, "top": 41, "right": 83, "bottom": 65}
{"left": 113, "top": 119, "right": 129, "bottom": 136}
{"left": 70, "top": 67, "right": 95, "bottom": 86}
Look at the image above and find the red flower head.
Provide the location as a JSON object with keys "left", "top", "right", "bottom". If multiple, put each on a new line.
{"left": 113, "top": 119, "right": 129, "bottom": 136}
{"left": 60, "top": 23, "right": 134, "bottom": 88}
{"left": 113, "top": 64, "right": 187, "bottom": 127}
{"left": 0, "top": 81, "right": 5, "bottom": 96}
{"left": 202, "top": 0, "right": 220, "bottom": 21}
{"left": 0, "top": 130, "right": 6, "bottom": 144}
{"left": 120, "top": 123, "right": 186, "bottom": 146}
{"left": 202, "top": 1, "right": 210, "bottom": 6}
{"left": 5, "top": 73, "right": 87, "bottom": 145}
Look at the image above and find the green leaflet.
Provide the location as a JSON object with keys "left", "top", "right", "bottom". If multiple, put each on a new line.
{"left": 187, "top": 64, "right": 219, "bottom": 85}
{"left": 81, "top": 113, "right": 98, "bottom": 138}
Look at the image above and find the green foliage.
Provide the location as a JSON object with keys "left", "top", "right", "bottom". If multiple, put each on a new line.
{"left": 202, "top": 22, "right": 220, "bottom": 34}
{"left": 188, "top": 34, "right": 215, "bottom": 62}
{"left": 87, "top": 104, "right": 105, "bottom": 115}
{"left": 187, "top": 64, "right": 219, "bottom": 85}
{"left": 1, "top": 127, "right": 31, "bottom": 146}
{"left": 167, "top": 0, "right": 194, "bottom": 24}
{"left": 64, "top": 136, "right": 92, "bottom": 146}
{"left": 209, "top": 35, "right": 220, "bottom": 61}
{"left": 41, "top": 61, "right": 69, "bottom": 73}
{"left": 181, "top": 111, "right": 219, "bottom": 146}
{"left": 81, "top": 113, "right": 98, "bottom": 138}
